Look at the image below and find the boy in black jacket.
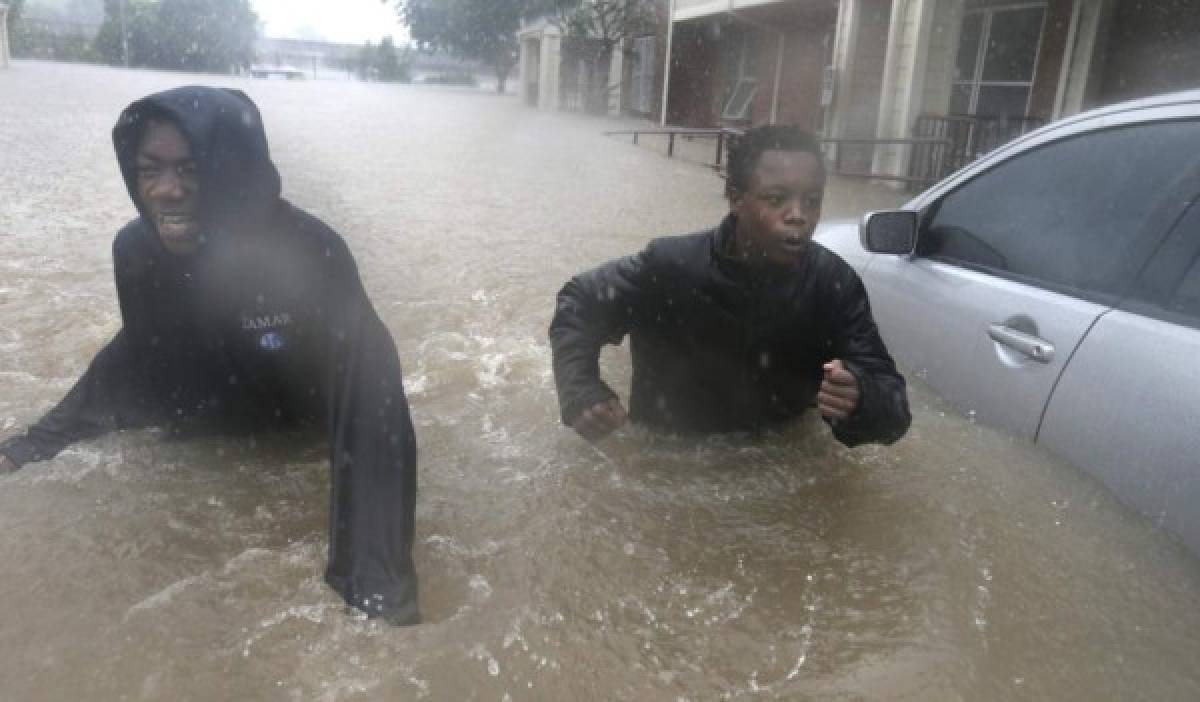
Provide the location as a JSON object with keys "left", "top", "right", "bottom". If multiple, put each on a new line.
{"left": 550, "top": 126, "right": 910, "bottom": 446}
{"left": 0, "top": 87, "right": 419, "bottom": 625}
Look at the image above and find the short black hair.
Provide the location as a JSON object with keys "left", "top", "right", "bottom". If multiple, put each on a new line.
{"left": 725, "top": 125, "right": 823, "bottom": 199}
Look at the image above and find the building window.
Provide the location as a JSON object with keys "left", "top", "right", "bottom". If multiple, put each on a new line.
{"left": 721, "top": 27, "right": 758, "bottom": 121}
{"left": 951, "top": 2, "right": 1047, "bottom": 118}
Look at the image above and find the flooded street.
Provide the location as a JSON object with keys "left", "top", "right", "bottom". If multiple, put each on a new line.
{"left": 3, "top": 61, "right": 1200, "bottom": 700}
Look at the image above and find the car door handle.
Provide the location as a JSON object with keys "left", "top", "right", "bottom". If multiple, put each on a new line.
{"left": 987, "top": 324, "right": 1055, "bottom": 363}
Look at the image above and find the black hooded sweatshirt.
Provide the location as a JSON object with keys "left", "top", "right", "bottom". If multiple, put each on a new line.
{"left": 0, "top": 87, "right": 419, "bottom": 624}
{"left": 549, "top": 215, "right": 911, "bottom": 445}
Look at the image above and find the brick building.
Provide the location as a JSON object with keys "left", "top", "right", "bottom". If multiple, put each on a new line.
{"left": 662, "top": 0, "right": 1200, "bottom": 179}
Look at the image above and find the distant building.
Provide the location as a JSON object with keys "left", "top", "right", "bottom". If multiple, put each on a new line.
{"left": 249, "top": 64, "right": 307, "bottom": 80}
{"left": 254, "top": 37, "right": 360, "bottom": 80}
{"left": 254, "top": 37, "right": 485, "bottom": 84}
{"left": 408, "top": 49, "right": 480, "bottom": 85}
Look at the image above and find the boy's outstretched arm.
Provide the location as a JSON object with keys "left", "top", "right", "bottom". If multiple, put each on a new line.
{"left": 0, "top": 330, "right": 145, "bottom": 470}
{"left": 549, "top": 252, "right": 649, "bottom": 440}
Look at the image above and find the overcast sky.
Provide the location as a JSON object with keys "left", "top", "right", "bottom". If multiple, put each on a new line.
{"left": 251, "top": 0, "right": 410, "bottom": 45}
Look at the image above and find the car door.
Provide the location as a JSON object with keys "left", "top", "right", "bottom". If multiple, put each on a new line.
{"left": 1039, "top": 197, "right": 1200, "bottom": 553}
{"left": 863, "top": 119, "right": 1200, "bottom": 440}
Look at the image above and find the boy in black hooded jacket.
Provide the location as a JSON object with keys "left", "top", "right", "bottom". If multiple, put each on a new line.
{"left": 550, "top": 126, "right": 910, "bottom": 446}
{"left": 0, "top": 87, "right": 419, "bottom": 625}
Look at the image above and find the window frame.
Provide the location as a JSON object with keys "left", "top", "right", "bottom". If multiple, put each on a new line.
{"left": 1120, "top": 192, "right": 1200, "bottom": 331}
{"left": 911, "top": 118, "right": 1200, "bottom": 308}
{"left": 951, "top": 2, "right": 1048, "bottom": 118}
{"left": 720, "top": 28, "right": 759, "bottom": 121}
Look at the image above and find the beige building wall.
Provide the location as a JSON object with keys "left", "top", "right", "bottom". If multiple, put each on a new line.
{"left": 918, "top": 0, "right": 963, "bottom": 118}
{"left": 827, "top": 0, "right": 893, "bottom": 172}
{"left": 829, "top": 0, "right": 892, "bottom": 139}
{"left": 608, "top": 42, "right": 624, "bottom": 115}
{"left": 872, "top": 0, "right": 964, "bottom": 177}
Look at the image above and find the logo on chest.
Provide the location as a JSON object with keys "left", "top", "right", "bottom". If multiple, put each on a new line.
{"left": 242, "top": 312, "right": 292, "bottom": 331}
{"left": 241, "top": 312, "right": 293, "bottom": 352}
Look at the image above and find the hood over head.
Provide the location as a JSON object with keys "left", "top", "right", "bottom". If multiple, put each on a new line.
{"left": 113, "top": 86, "right": 282, "bottom": 249}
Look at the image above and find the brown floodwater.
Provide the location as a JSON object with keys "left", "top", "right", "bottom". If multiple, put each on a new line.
{"left": 1, "top": 61, "right": 1199, "bottom": 701}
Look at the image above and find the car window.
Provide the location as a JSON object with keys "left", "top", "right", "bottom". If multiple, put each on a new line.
{"left": 920, "top": 120, "right": 1200, "bottom": 297}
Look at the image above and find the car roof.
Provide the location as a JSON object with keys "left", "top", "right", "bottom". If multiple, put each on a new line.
{"left": 1018, "top": 88, "right": 1200, "bottom": 144}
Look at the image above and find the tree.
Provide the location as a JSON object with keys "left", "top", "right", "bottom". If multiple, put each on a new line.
{"left": 6, "top": 0, "right": 25, "bottom": 28}
{"left": 94, "top": 0, "right": 160, "bottom": 67}
{"left": 94, "top": 0, "right": 257, "bottom": 73}
{"left": 357, "top": 36, "right": 412, "bottom": 83}
{"left": 394, "top": 0, "right": 521, "bottom": 94}
{"left": 537, "top": 0, "right": 657, "bottom": 114}
{"left": 6, "top": 0, "right": 26, "bottom": 51}
{"left": 357, "top": 40, "right": 376, "bottom": 80}
{"left": 376, "top": 36, "right": 410, "bottom": 82}
{"left": 156, "top": 0, "right": 257, "bottom": 72}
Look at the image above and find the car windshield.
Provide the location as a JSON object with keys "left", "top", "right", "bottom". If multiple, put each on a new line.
{"left": 2, "top": 0, "right": 1200, "bottom": 699}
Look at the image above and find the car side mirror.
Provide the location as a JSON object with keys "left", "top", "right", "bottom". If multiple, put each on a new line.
{"left": 860, "top": 210, "right": 918, "bottom": 255}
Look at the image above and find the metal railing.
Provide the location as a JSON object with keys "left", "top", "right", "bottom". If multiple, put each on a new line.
{"left": 604, "top": 127, "right": 744, "bottom": 169}
{"left": 911, "top": 113, "right": 1046, "bottom": 182}
{"left": 606, "top": 117, "right": 1042, "bottom": 192}
{"left": 820, "top": 136, "right": 953, "bottom": 190}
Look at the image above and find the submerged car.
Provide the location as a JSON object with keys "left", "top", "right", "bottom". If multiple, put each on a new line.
{"left": 814, "top": 90, "right": 1200, "bottom": 556}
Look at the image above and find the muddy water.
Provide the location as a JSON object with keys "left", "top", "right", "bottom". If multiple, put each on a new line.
{"left": 1, "top": 61, "right": 1199, "bottom": 701}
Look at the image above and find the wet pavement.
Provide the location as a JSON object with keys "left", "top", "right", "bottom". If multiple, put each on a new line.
{"left": 2, "top": 61, "right": 1200, "bottom": 701}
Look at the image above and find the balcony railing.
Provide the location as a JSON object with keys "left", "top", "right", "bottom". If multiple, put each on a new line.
{"left": 909, "top": 113, "right": 1046, "bottom": 184}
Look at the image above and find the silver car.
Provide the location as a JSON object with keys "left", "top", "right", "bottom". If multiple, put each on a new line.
{"left": 814, "top": 90, "right": 1200, "bottom": 556}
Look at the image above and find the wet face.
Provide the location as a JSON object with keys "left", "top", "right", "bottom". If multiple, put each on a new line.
{"left": 135, "top": 120, "right": 201, "bottom": 255}
{"left": 730, "top": 149, "right": 825, "bottom": 267}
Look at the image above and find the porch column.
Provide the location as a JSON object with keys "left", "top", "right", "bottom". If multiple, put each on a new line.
{"left": 827, "top": 0, "right": 864, "bottom": 138}
{"left": 519, "top": 37, "right": 533, "bottom": 104}
{"left": 873, "top": 0, "right": 962, "bottom": 178}
{"left": 608, "top": 39, "right": 624, "bottom": 115}
{"left": 538, "top": 27, "right": 562, "bottom": 110}
{"left": 1053, "top": 0, "right": 1117, "bottom": 119}
{"left": 1, "top": 3, "right": 10, "bottom": 69}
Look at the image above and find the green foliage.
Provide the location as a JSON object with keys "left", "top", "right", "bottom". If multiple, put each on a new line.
{"left": 394, "top": 0, "right": 520, "bottom": 92}
{"left": 537, "top": 0, "right": 656, "bottom": 44}
{"left": 6, "top": 0, "right": 27, "bottom": 51}
{"left": 6, "top": 0, "right": 25, "bottom": 26}
{"left": 376, "top": 36, "right": 410, "bottom": 82}
{"left": 93, "top": 0, "right": 158, "bottom": 66}
{"left": 12, "top": 25, "right": 102, "bottom": 62}
{"left": 357, "top": 36, "right": 412, "bottom": 83}
{"left": 94, "top": 0, "right": 257, "bottom": 73}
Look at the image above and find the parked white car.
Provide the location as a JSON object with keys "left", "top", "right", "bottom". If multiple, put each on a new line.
{"left": 815, "top": 90, "right": 1200, "bottom": 556}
